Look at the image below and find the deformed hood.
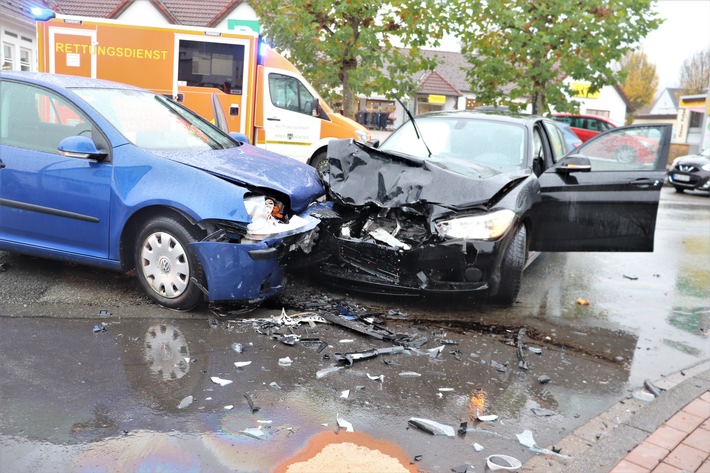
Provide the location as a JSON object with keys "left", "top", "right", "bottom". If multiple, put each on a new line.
{"left": 326, "top": 139, "right": 528, "bottom": 209}
{"left": 156, "top": 143, "right": 324, "bottom": 212}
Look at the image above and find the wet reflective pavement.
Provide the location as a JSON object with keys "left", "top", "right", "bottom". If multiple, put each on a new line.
{"left": 0, "top": 187, "right": 708, "bottom": 472}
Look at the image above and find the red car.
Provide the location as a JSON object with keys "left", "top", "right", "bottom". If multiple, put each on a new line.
{"left": 552, "top": 113, "right": 618, "bottom": 142}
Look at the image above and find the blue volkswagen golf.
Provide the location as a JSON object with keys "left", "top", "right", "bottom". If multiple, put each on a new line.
{"left": 0, "top": 71, "right": 324, "bottom": 310}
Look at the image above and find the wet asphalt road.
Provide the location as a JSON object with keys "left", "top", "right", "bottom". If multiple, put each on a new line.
{"left": 0, "top": 186, "right": 708, "bottom": 472}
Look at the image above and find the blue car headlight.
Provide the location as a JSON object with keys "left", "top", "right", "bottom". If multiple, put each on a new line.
{"left": 435, "top": 209, "right": 516, "bottom": 240}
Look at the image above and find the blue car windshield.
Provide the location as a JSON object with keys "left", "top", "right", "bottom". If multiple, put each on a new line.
{"left": 379, "top": 117, "right": 526, "bottom": 175}
{"left": 72, "top": 88, "right": 236, "bottom": 151}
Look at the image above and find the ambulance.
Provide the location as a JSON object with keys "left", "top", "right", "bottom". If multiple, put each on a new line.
{"left": 34, "top": 11, "right": 369, "bottom": 167}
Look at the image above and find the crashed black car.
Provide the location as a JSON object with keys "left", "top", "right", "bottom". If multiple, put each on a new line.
{"left": 308, "top": 111, "right": 671, "bottom": 304}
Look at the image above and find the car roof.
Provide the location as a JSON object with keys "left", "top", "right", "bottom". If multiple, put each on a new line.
{"left": 0, "top": 70, "right": 141, "bottom": 91}
{"left": 552, "top": 112, "right": 615, "bottom": 121}
{"left": 413, "top": 109, "right": 544, "bottom": 127}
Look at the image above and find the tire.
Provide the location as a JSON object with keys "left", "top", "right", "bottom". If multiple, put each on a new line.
{"left": 673, "top": 186, "right": 685, "bottom": 193}
{"left": 492, "top": 225, "right": 527, "bottom": 305}
{"left": 616, "top": 146, "right": 636, "bottom": 164}
{"left": 134, "top": 215, "right": 206, "bottom": 311}
{"left": 310, "top": 151, "right": 329, "bottom": 181}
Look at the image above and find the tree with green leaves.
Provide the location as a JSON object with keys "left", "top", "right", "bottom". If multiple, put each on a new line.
{"left": 252, "top": 0, "right": 450, "bottom": 119}
{"left": 449, "top": 0, "right": 662, "bottom": 115}
{"left": 619, "top": 49, "right": 659, "bottom": 111}
{"left": 679, "top": 48, "right": 710, "bottom": 95}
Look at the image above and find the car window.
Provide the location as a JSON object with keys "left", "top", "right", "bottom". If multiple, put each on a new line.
{"left": 543, "top": 121, "right": 567, "bottom": 162}
{"left": 0, "top": 80, "right": 93, "bottom": 154}
{"left": 73, "top": 88, "right": 235, "bottom": 151}
{"left": 380, "top": 117, "right": 526, "bottom": 174}
{"left": 268, "top": 73, "right": 316, "bottom": 116}
{"left": 572, "top": 125, "right": 666, "bottom": 171}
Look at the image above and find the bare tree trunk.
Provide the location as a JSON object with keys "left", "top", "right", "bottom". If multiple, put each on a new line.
{"left": 342, "top": 69, "right": 355, "bottom": 119}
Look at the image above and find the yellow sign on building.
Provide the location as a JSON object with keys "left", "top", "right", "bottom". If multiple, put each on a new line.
{"left": 428, "top": 94, "right": 446, "bottom": 104}
{"left": 571, "top": 81, "right": 600, "bottom": 99}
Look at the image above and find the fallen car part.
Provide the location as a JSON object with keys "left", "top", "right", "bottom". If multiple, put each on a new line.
{"left": 336, "top": 414, "right": 354, "bottom": 432}
{"left": 334, "top": 346, "right": 405, "bottom": 367}
{"left": 177, "top": 395, "right": 193, "bottom": 409}
{"left": 486, "top": 454, "right": 522, "bottom": 471}
{"left": 242, "top": 427, "right": 267, "bottom": 440}
{"left": 516, "top": 429, "right": 572, "bottom": 459}
{"left": 234, "top": 361, "right": 252, "bottom": 368}
{"left": 516, "top": 328, "right": 528, "bottom": 370}
{"left": 408, "top": 417, "right": 455, "bottom": 437}
{"left": 244, "top": 394, "right": 260, "bottom": 414}
{"left": 644, "top": 379, "right": 663, "bottom": 397}
{"left": 316, "top": 366, "right": 343, "bottom": 379}
{"left": 210, "top": 377, "right": 233, "bottom": 386}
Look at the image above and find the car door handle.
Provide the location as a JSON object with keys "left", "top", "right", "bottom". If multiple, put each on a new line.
{"left": 629, "top": 178, "right": 659, "bottom": 189}
{"left": 266, "top": 117, "right": 281, "bottom": 121}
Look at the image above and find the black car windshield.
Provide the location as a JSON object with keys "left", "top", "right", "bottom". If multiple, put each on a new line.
{"left": 72, "top": 88, "right": 236, "bottom": 151}
{"left": 379, "top": 116, "right": 526, "bottom": 174}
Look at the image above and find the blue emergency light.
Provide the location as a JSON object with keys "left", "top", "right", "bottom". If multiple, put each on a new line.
{"left": 31, "top": 7, "right": 56, "bottom": 21}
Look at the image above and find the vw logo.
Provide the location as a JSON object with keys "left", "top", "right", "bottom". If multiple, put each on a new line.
{"left": 159, "top": 256, "right": 172, "bottom": 274}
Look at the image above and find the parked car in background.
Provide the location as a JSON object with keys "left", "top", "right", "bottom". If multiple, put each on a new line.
{"left": 0, "top": 71, "right": 324, "bottom": 310}
{"left": 667, "top": 148, "right": 710, "bottom": 195}
{"left": 552, "top": 113, "right": 618, "bottom": 142}
{"left": 309, "top": 111, "right": 671, "bottom": 305}
{"left": 557, "top": 122, "right": 583, "bottom": 151}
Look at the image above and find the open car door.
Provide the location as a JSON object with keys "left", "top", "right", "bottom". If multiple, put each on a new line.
{"left": 530, "top": 124, "right": 671, "bottom": 252}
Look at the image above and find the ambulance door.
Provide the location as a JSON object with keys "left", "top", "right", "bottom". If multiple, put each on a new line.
{"left": 48, "top": 27, "right": 97, "bottom": 78}
{"left": 174, "top": 35, "right": 252, "bottom": 135}
{"left": 261, "top": 69, "right": 322, "bottom": 162}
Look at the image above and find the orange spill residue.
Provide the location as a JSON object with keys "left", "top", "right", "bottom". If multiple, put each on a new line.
{"left": 468, "top": 388, "right": 487, "bottom": 419}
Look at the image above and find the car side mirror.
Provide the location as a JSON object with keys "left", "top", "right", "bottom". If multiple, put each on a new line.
{"left": 556, "top": 155, "right": 591, "bottom": 173}
{"left": 229, "top": 132, "right": 250, "bottom": 144}
{"left": 58, "top": 136, "right": 107, "bottom": 160}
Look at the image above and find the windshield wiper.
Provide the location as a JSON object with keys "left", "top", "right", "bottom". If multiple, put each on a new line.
{"left": 396, "top": 97, "right": 432, "bottom": 158}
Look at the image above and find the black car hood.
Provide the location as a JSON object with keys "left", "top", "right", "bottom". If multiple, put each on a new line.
{"left": 326, "top": 139, "right": 528, "bottom": 210}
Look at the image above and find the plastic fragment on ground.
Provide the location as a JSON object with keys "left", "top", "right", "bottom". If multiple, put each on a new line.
{"left": 278, "top": 357, "right": 293, "bottom": 367}
{"left": 477, "top": 415, "right": 498, "bottom": 422}
{"left": 234, "top": 361, "right": 252, "bottom": 368}
{"left": 473, "top": 442, "right": 484, "bottom": 452}
{"left": 231, "top": 342, "right": 243, "bottom": 353}
{"left": 486, "top": 454, "right": 522, "bottom": 471}
{"left": 576, "top": 297, "right": 590, "bottom": 305}
{"left": 644, "top": 379, "right": 662, "bottom": 397}
{"left": 270, "top": 381, "right": 281, "bottom": 389}
{"left": 633, "top": 389, "right": 655, "bottom": 402}
{"left": 491, "top": 360, "right": 507, "bottom": 373}
{"left": 516, "top": 429, "right": 572, "bottom": 459}
{"left": 93, "top": 325, "right": 107, "bottom": 333}
{"left": 399, "top": 371, "right": 422, "bottom": 377}
{"left": 210, "top": 376, "right": 233, "bottom": 386}
{"left": 177, "top": 395, "right": 193, "bottom": 409}
{"left": 427, "top": 345, "right": 445, "bottom": 358}
{"left": 623, "top": 274, "right": 638, "bottom": 280}
{"left": 408, "top": 417, "right": 455, "bottom": 437}
{"left": 452, "top": 465, "right": 469, "bottom": 473}
{"left": 367, "top": 373, "right": 384, "bottom": 382}
{"left": 339, "top": 339, "right": 354, "bottom": 343}
{"left": 538, "top": 375, "right": 551, "bottom": 384}
{"left": 340, "top": 390, "right": 350, "bottom": 399}
{"left": 242, "top": 427, "right": 267, "bottom": 440}
{"left": 439, "top": 388, "right": 454, "bottom": 392}
{"left": 337, "top": 414, "right": 354, "bottom": 432}
{"left": 316, "top": 365, "right": 343, "bottom": 379}
{"left": 224, "top": 405, "right": 233, "bottom": 410}
{"left": 244, "top": 393, "right": 260, "bottom": 413}
{"left": 528, "top": 347, "right": 543, "bottom": 354}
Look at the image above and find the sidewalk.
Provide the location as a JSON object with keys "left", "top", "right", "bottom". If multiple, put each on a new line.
{"left": 523, "top": 360, "right": 710, "bottom": 473}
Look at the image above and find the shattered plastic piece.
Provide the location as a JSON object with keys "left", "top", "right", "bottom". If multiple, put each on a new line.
{"left": 516, "top": 328, "right": 529, "bottom": 370}
{"left": 337, "top": 414, "right": 354, "bottom": 432}
{"left": 98, "top": 309, "right": 111, "bottom": 317}
{"left": 177, "top": 395, "right": 193, "bottom": 409}
{"left": 244, "top": 394, "right": 260, "bottom": 413}
{"left": 316, "top": 365, "right": 343, "bottom": 379}
{"left": 516, "top": 430, "right": 572, "bottom": 459}
{"left": 439, "top": 388, "right": 454, "bottom": 392}
{"left": 528, "top": 347, "right": 543, "bottom": 355}
{"left": 473, "top": 442, "right": 484, "bottom": 452}
{"left": 427, "top": 345, "right": 445, "bottom": 359}
{"left": 644, "top": 379, "right": 662, "bottom": 397}
{"left": 231, "top": 342, "right": 243, "bottom": 353}
{"left": 408, "top": 418, "right": 455, "bottom": 437}
{"left": 367, "top": 373, "right": 384, "bottom": 382}
{"left": 538, "top": 375, "right": 551, "bottom": 384}
{"left": 633, "top": 389, "right": 655, "bottom": 402}
{"left": 224, "top": 405, "right": 234, "bottom": 410}
{"left": 339, "top": 339, "right": 355, "bottom": 343}
{"left": 93, "top": 325, "right": 107, "bottom": 333}
{"left": 477, "top": 415, "right": 498, "bottom": 422}
{"left": 491, "top": 361, "right": 508, "bottom": 373}
{"left": 369, "top": 227, "right": 411, "bottom": 250}
{"left": 399, "top": 371, "right": 422, "bottom": 377}
{"left": 335, "top": 346, "right": 405, "bottom": 366}
{"left": 576, "top": 297, "right": 590, "bottom": 305}
{"left": 413, "top": 455, "right": 423, "bottom": 462}
{"left": 242, "top": 427, "right": 267, "bottom": 440}
{"left": 210, "top": 377, "right": 233, "bottom": 387}
{"left": 270, "top": 382, "right": 281, "bottom": 389}
{"left": 531, "top": 408, "right": 556, "bottom": 417}
{"left": 278, "top": 357, "right": 293, "bottom": 367}
{"left": 486, "top": 454, "right": 522, "bottom": 471}
{"left": 340, "top": 390, "right": 350, "bottom": 399}
{"left": 234, "top": 361, "right": 252, "bottom": 368}
{"left": 451, "top": 465, "right": 469, "bottom": 473}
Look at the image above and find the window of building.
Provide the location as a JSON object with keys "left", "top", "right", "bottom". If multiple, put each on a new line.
{"left": 585, "top": 109, "right": 610, "bottom": 118}
{"left": 20, "top": 48, "right": 31, "bottom": 71}
{"left": 2, "top": 43, "right": 13, "bottom": 70}
{"left": 689, "top": 111, "right": 702, "bottom": 129}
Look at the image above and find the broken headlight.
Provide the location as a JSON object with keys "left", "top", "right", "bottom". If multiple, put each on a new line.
{"left": 435, "top": 209, "right": 515, "bottom": 240}
{"left": 244, "top": 195, "right": 312, "bottom": 241}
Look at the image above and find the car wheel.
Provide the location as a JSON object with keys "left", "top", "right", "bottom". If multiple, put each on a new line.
{"left": 493, "top": 225, "right": 527, "bottom": 305}
{"left": 673, "top": 186, "right": 685, "bottom": 193}
{"left": 310, "top": 151, "right": 329, "bottom": 181}
{"left": 134, "top": 216, "right": 206, "bottom": 311}
{"left": 616, "top": 147, "right": 637, "bottom": 164}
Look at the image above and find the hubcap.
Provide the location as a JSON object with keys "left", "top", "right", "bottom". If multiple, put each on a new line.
{"left": 140, "top": 231, "right": 190, "bottom": 299}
